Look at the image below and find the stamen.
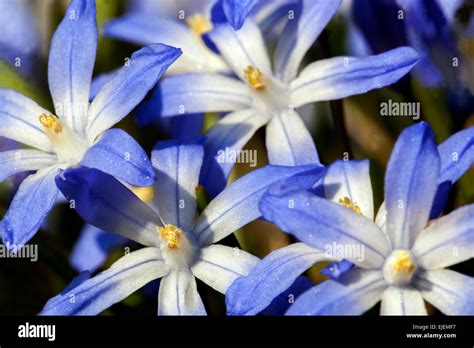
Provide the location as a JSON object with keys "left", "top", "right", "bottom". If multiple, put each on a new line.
{"left": 393, "top": 250, "right": 416, "bottom": 273}
{"left": 39, "top": 114, "right": 62, "bottom": 133}
{"left": 338, "top": 197, "right": 361, "bottom": 214}
{"left": 157, "top": 224, "right": 183, "bottom": 249}
{"left": 186, "top": 14, "right": 212, "bottom": 35}
{"left": 383, "top": 249, "right": 417, "bottom": 286}
{"left": 244, "top": 66, "right": 266, "bottom": 90}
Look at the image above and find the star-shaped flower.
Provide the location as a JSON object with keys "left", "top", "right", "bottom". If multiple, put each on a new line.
{"left": 0, "top": 0, "right": 181, "bottom": 246}
{"left": 227, "top": 122, "right": 474, "bottom": 315}
{"left": 147, "top": 0, "right": 419, "bottom": 197}
{"left": 40, "top": 138, "right": 323, "bottom": 315}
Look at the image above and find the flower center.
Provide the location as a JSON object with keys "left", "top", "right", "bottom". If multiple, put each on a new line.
{"left": 186, "top": 14, "right": 212, "bottom": 35}
{"left": 157, "top": 224, "right": 183, "bottom": 249}
{"left": 39, "top": 114, "right": 62, "bottom": 134}
{"left": 338, "top": 197, "right": 362, "bottom": 214}
{"left": 156, "top": 223, "right": 199, "bottom": 270}
{"left": 383, "top": 249, "right": 417, "bottom": 286}
{"left": 38, "top": 113, "right": 87, "bottom": 163}
{"left": 244, "top": 66, "right": 266, "bottom": 90}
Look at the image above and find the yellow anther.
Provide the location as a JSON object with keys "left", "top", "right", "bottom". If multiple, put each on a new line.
{"left": 338, "top": 197, "right": 362, "bottom": 214}
{"left": 39, "top": 114, "right": 62, "bottom": 133}
{"left": 186, "top": 14, "right": 213, "bottom": 35}
{"left": 131, "top": 186, "right": 154, "bottom": 204}
{"left": 157, "top": 224, "right": 183, "bottom": 249}
{"left": 244, "top": 66, "right": 266, "bottom": 90}
{"left": 393, "top": 251, "right": 416, "bottom": 273}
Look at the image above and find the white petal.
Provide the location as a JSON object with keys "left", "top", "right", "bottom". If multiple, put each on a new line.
{"left": 156, "top": 74, "right": 251, "bottom": 117}
{"left": 274, "top": 0, "right": 342, "bottom": 82}
{"left": 265, "top": 110, "right": 319, "bottom": 166}
{"left": 0, "top": 149, "right": 57, "bottom": 182}
{"left": 324, "top": 159, "right": 374, "bottom": 220}
{"left": 208, "top": 19, "right": 271, "bottom": 81}
{"left": 412, "top": 204, "right": 474, "bottom": 269}
{"left": 104, "top": 14, "right": 228, "bottom": 74}
{"left": 0, "top": 89, "right": 53, "bottom": 152}
{"left": 158, "top": 270, "right": 207, "bottom": 315}
{"left": 415, "top": 269, "right": 474, "bottom": 315}
{"left": 191, "top": 244, "right": 259, "bottom": 294}
{"left": 380, "top": 286, "right": 427, "bottom": 315}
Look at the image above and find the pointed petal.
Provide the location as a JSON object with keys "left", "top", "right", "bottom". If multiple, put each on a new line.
{"left": 260, "top": 188, "right": 391, "bottom": 268}
{"left": 385, "top": 122, "right": 440, "bottom": 249}
{"left": 193, "top": 164, "right": 324, "bottom": 245}
{"left": 81, "top": 128, "right": 155, "bottom": 186}
{"left": 158, "top": 270, "right": 206, "bottom": 315}
{"left": 70, "top": 224, "right": 127, "bottom": 272}
{"left": 252, "top": 0, "right": 299, "bottom": 33}
{"left": 429, "top": 181, "right": 452, "bottom": 219}
{"left": 266, "top": 110, "right": 319, "bottom": 166}
{"left": 437, "top": 126, "right": 474, "bottom": 184}
{"left": 275, "top": 0, "right": 342, "bottom": 82}
{"left": 55, "top": 167, "right": 161, "bottom": 247}
{"left": 104, "top": 14, "right": 194, "bottom": 47}
{"left": 48, "top": 0, "right": 97, "bottom": 133}
{"left": 222, "top": 0, "right": 259, "bottom": 30}
{"left": 415, "top": 269, "right": 474, "bottom": 315}
{"left": 260, "top": 275, "right": 313, "bottom": 315}
{"left": 200, "top": 109, "right": 267, "bottom": 197}
{"left": 0, "top": 149, "right": 57, "bottom": 182}
{"left": 86, "top": 44, "right": 182, "bottom": 142}
{"left": 412, "top": 204, "right": 474, "bottom": 269}
{"left": 1, "top": 166, "right": 59, "bottom": 246}
{"left": 323, "top": 159, "right": 374, "bottom": 220}
{"left": 208, "top": 18, "right": 271, "bottom": 80}
{"left": 290, "top": 47, "right": 419, "bottom": 108}
{"left": 286, "top": 269, "right": 386, "bottom": 315}
{"left": 41, "top": 248, "right": 167, "bottom": 315}
{"left": 104, "top": 14, "right": 227, "bottom": 74}
{"left": 191, "top": 244, "right": 259, "bottom": 294}
{"left": 380, "top": 286, "right": 427, "bottom": 315}
{"left": 151, "top": 138, "right": 204, "bottom": 232}
{"left": 0, "top": 89, "right": 53, "bottom": 152}
{"left": 155, "top": 73, "right": 251, "bottom": 118}
{"left": 226, "top": 243, "right": 331, "bottom": 315}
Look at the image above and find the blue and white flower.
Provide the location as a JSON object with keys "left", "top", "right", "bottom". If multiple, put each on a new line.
{"left": 151, "top": 0, "right": 419, "bottom": 196}
{"left": 103, "top": 0, "right": 227, "bottom": 75}
{"left": 102, "top": 0, "right": 295, "bottom": 76}
{"left": 40, "top": 138, "right": 323, "bottom": 315}
{"left": 70, "top": 185, "right": 154, "bottom": 273}
{"left": 227, "top": 122, "right": 474, "bottom": 315}
{"left": 0, "top": 0, "right": 181, "bottom": 246}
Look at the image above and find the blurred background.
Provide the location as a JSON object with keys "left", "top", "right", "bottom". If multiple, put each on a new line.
{"left": 0, "top": 0, "right": 473, "bottom": 315}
